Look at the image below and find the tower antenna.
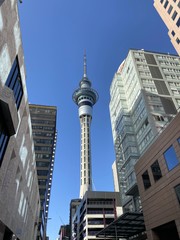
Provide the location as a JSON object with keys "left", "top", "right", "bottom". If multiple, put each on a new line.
{"left": 83, "top": 50, "right": 87, "bottom": 78}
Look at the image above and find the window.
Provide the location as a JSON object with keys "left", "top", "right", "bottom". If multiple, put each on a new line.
{"left": 151, "top": 160, "right": 162, "bottom": 182}
{"left": 168, "top": 5, "right": 173, "bottom": 14}
{"left": 174, "top": 184, "right": 180, "bottom": 204}
{"left": 173, "top": 0, "right": 176, "bottom": 2}
{"left": 164, "top": 0, "right": 169, "bottom": 8}
{"left": 37, "top": 170, "right": 49, "bottom": 176}
{"left": 178, "top": 1, "right": 180, "bottom": 8}
{"left": 160, "top": 0, "right": 164, "bottom": 3}
{"left": 164, "top": 146, "right": 179, "bottom": 171}
{"left": 38, "top": 179, "right": 47, "bottom": 186}
{"left": 177, "top": 18, "right": 180, "bottom": 27}
{"left": 0, "top": 132, "right": 9, "bottom": 166}
{"left": 36, "top": 161, "right": 50, "bottom": 167}
{"left": 178, "top": 138, "right": 180, "bottom": 144}
{"left": 142, "top": 170, "right": 151, "bottom": 190}
{"left": 5, "top": 57, "right": 23, "bottom": 109}
{"left": 172, "top": 11, "right": 177, "bottom": 20}
{"left": 176, "top": 38, "right": 180, "bottom": 44}
{"left": 171, "top": 30, "right": 175, "bottom": 36}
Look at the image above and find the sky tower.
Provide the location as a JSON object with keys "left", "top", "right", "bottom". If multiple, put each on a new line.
{"left": 73, "top": 53, "right": 98, "bottom": 199}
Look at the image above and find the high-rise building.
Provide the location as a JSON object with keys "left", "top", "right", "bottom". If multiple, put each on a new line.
{"left": 69, "top": 199, "right": 81, "bottom": 239}
{"left": 0, "top": 0, "right": 40, "bottom": 239}
{"left": 29, "top": 104, "right": 57, "bottom": 240}
{"left": 73, "top": 53, "right": 98, "bottom": 199}
{"left": 154, "top": 0, "right": 180, "bottom": 55}
{"left": 109, "top": 49, "right": 180, "bottom": 212}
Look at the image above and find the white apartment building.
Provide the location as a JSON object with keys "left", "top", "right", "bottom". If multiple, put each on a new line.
{"left": 71, "top": 191, "right": 122, "bottom": 240}
{"left": 154, "top": 0, "right": 180, "bottom": 55}
{"left": 109, "top": 49, "right": 180, "bottom": 212}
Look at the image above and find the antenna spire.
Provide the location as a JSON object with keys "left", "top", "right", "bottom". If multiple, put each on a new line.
{"left": 83, "top": 50, "right": 87, "bottom": 78}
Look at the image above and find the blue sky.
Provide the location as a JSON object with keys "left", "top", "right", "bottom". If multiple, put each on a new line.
{"left": 18, "top": 0, "right": 176, "bottom": 239}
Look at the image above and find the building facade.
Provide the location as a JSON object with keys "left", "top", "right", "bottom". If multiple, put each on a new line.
{"left": 69, "top": 199, "right": 81, "bottom": 240}
{"left": 135, "top": 112, "right": 180, "bottom": 240}
{"left": 71, "top": 191, "right": 121, "bottom": 240}
{"left": 154, "top": 0, "right": 180, "bottom": 55}
{"left": 73, "top": 54, "right": 98, "bottom": 199}
{"left": 109, "top": 49, "right": 180, "bottom": 212}
{"left": 59, "top": 225, "right": 70, "bottom": 240}
{"left": 0, "top": 0, "right": 40, "bottom": 239}
{"left": 29, "top": 104, "right": 57, "bottom": 240}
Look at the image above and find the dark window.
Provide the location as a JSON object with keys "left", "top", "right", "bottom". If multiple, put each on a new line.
{"left": 142, "top": 170, "right": 151, "bottom": 190}
{"left": 36, "top": 161, "right": 50, "bottom": 167}
{"left": 173, "top": 0, "right": 176, "bottom": 2}
{"left": 39, "top": 188, "right": 46, "bottom": 195}
{"left": 168, "top": 5, "right": 173, "bottom": 14}
{"left": 0, "top": 132, "right": 9, "bottom": 166}
{"left": 176, "top": 38, "right": 180, "bottom": 44}
{"left": 160, "top": 0, "right": 164, "bottom": 3}
{"left": 164, "top": 0, "right": 169, "bottom": 8}
{"left": 151, "top": 160, "right": 162, "bottom": 181}
{"left": 164, "top": 146, "right": 179, "bottom": 171}
{"left": 176, "top": 18, "right": 180, "bottom": 27}
{"left": 37, "top": 170, "right": 49, "bottom": 176}
{"left": 171, "top": 30, "right": 175, "bottom": 36}
{"left": 172, "top": 11, "right": 177, "bottom": 20}
{"left": 177, "top": 138, "right": 180, "bottom": 144}
{"left": 5, "top": 57, "right": 23, "bottom": 109}
{"left": 178, "top": 1, "right": 180, "bottom": 8}
{"left": 174, "top": 184, "right": 180, "bottom": 204}
{"left": 38, "top": 179, "right": 47, "bottom": 186}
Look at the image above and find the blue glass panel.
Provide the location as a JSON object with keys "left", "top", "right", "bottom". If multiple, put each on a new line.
{"left": 5, "top": 58, "right": 18, "bottom": 86}
{"left": 0, "top": 133, "right": 9, "bottom": 165}
{"left": 5, "top": 57, "right": 23, "bottom": 110}
{"left": 164, "top": 146, "right": 179, "bottom": 171}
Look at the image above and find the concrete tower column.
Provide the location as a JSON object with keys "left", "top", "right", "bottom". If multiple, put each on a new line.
{"left": 73, "top": 53, "right": 98, "bottom": 199}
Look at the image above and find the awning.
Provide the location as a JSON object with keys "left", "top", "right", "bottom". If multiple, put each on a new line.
{"left": 96, "top": 212, "right": 146, "bottom": 239}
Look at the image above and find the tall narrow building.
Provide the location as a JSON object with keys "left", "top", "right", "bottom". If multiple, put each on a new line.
{"left": 0, "top": 0, "right": 40, "bottom": 239}
{"left": 154, "top": 0, "right": 180, "bottom": 55}
{"left": 73, "top": 54, "right": 98, "bottom": 199}
{"left": 109, "top": 49, "right": 180, "bottom": 212}
{"left": 29, "top": 104, "right": 57, "bottom": 240}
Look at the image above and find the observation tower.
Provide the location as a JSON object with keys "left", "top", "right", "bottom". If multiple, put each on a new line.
{"left": 73, "top": 53, "right": 98, "bottom": 199}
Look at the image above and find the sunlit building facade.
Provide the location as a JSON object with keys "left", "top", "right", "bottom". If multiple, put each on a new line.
{"left": 135, "top": 112, "right": 180, "bottom": 240}
{"left": 0, "top": 0, "right": 40, "bottom": 239}
{"left": 109, "top": 49, "right": 180, "bottom": 212}
{"left": 154, "top": 0, "right": 180, "bottom": 55}
{"left": 71, "top": 191, "right": 121, "bottom": 240}
{"left": 29, "top": 104, "right": 57, "bottom": 240}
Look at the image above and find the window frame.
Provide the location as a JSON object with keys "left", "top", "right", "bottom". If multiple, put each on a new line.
{"left": 142, "top": 170, "right": 151, "bottom": 190}
{"left": 5, "top": 56, "right": 23, "bottom": 110}
{"left": 151, "top": 160, "right": 162, "bottom": 182}
{"left": 164, "top": 145, "right": 179, "bottom": 171}
{"left": 174, "top": 184, "right": 180, "bottom": 204}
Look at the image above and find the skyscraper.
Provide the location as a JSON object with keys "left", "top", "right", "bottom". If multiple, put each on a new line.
{"left": 0, "top": 0, "right": 40, "bottom": 239}
{"left": 29, "top": 104, "right": 57, "bottom": 240}
{"left": 73, "top": 54, "right": 98, "bottom": 199}
{"left": 154, "top": 0, "right": 180, "bottom": 55}
{"left": 109, "top": 49, "right": 180, "bottom": 212}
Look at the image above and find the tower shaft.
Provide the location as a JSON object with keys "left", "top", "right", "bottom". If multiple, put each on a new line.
{"left": 80, "top": 115, "right": 92, "bottom": 198}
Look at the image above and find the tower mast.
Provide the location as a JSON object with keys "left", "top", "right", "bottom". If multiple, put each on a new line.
{"left": 73, "top": 53, "right": 98, "bottom": 199}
